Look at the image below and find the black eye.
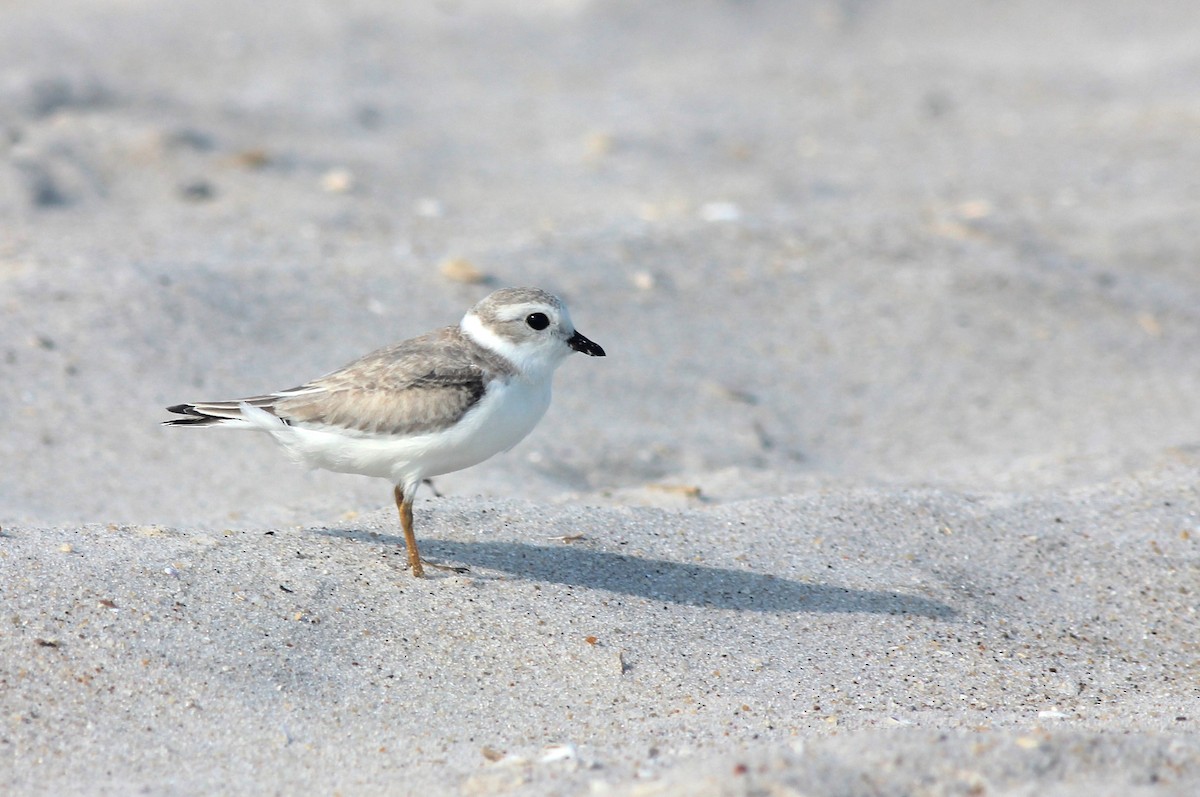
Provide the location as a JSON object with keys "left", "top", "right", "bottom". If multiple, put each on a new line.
{"left": 525, "top": 312, "right": 550, "bottom": 330}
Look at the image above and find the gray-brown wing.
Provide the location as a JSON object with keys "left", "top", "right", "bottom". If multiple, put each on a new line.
{"left": 269, "top": 327, "right": 501, "bottom": 436}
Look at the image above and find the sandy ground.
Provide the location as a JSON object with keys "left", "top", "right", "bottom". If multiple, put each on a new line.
{"left": 2, "top": 0, "right": 1200, "bottom": 794}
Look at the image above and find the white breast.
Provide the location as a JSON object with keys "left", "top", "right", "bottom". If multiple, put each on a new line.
{"left": 402, "top": 376, "right": 552, "bottom": 480}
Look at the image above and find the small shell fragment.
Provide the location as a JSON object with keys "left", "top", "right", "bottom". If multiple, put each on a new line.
{"left": 631, "top": 271, "right": 656, "bottom": 291}
{"left": 438, "top": 257, "right": 488, "bottom": 285}
{"left": 646, "top": 484, "right": 702, "bottom": 499}
{"left": 699, "top": 201, "right": 741, "bottom": 222}
{"left": 320, "top": 168, "right": 355, "bottom": 193}
{"left": 540, "top": 743, "right": 576, "bottom": 763}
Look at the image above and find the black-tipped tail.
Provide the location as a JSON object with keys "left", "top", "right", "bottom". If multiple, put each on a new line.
{"left": 163, "top": 403, "right": 226, "bottom": 427}
{"left": 162, "top": 397, "right": 280, "bottom": 427}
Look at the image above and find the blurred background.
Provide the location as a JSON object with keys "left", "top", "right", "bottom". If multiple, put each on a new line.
{"left": 2, "top": 0, "right": 1199, "bottom": 528}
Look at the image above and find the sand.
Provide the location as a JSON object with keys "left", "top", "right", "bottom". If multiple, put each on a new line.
{"left": 2, "top": 1, "right": 1199, "bottom": 794}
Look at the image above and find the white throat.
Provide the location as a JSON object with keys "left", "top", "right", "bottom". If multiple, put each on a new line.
{"left": 460, "top": 312, "right": 562, "bottom": 380}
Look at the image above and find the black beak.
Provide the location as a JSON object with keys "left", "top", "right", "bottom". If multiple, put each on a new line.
{"left": 568, "top": 330, "right": 605, "bottom": 357}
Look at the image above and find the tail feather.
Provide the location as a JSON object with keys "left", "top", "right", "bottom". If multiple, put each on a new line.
{"left": 162, "top": 395, "right": 282, "bottom": 427}
{"left": 162, "top": 415, "right": 224, "bottom": 427}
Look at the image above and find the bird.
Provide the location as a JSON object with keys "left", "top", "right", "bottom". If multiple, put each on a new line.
{"left": 164, "top": 287, "right": 605, "bottom": 577}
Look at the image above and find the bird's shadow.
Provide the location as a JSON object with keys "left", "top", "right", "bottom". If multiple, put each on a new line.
{"left": 319, "top": 528, "right": 956, "bottom": 619}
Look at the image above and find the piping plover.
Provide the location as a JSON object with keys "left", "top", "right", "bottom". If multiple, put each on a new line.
{"left": 164, "top": 287, "right": 605, "bottom": 577}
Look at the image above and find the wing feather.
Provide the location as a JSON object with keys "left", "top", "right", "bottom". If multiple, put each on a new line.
{"left": 165, "top": 326, "right": 515, "bottom": 436}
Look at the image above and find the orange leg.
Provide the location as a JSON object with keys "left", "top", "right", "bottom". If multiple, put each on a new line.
{"left": 394, "top": 485, "right": 424, "bottom": 578}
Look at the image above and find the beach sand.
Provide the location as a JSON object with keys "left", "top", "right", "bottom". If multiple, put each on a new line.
{"left": 2, "top": 1, "right": 1199, "bottom": 794}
